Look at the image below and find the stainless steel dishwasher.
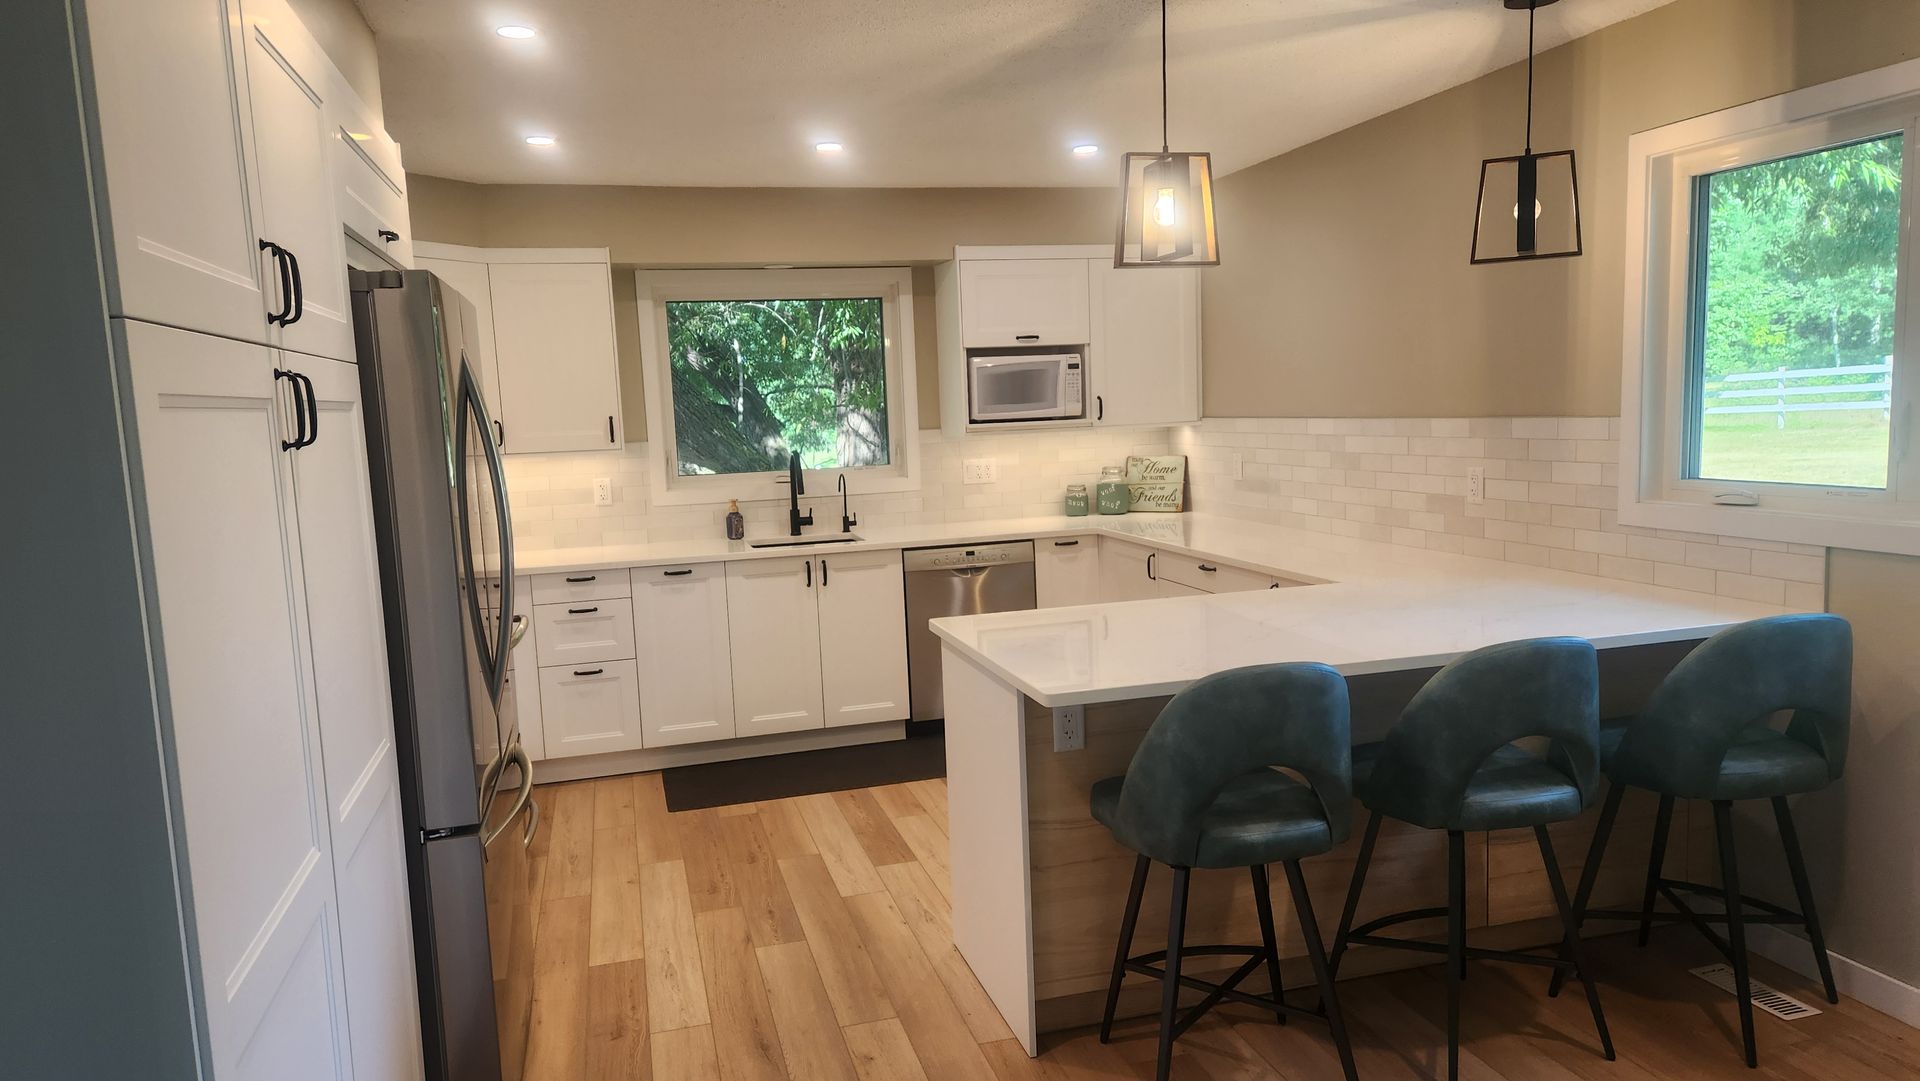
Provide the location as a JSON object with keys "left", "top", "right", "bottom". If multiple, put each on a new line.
{"left": 904, "top": 541, "right": 1037, "bottom": 722}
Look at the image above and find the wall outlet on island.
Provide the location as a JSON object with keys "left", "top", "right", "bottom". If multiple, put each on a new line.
{"left": 1052, "top": 704, "right": 1085, "bottom": 752}
{"left": 1467, "top": 466, "right": 1485, "bottom": 505}
{"left": 593, "top": 478, "right": 613, "bottom": 506}
{"left": 963, "top": 458, "right": 998, "bottom": 484}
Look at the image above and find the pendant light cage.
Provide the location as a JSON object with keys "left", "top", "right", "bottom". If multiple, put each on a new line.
{"left": 1116, "top": 0, "right": 1220, "bottom": 267}
{"left": 1471, "top": 0, "right": 1582, "bottom": 264}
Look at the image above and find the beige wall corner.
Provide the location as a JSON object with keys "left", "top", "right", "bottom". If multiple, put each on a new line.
{"left": 286, "top": 0, "right": 382, "bottom": 114}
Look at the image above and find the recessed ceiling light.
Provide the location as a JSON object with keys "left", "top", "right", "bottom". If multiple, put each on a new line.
{"left": 495, "top": 25, "right": 537, "bottom": 39}
{"left": 1073, "top": 144, "right": 1100, "bottom": 156}
{"left": 814, "top": 142, "right": 843, "bottom": 155}
{"left": 524, "top": 135, "right": 556, "bottom": 147}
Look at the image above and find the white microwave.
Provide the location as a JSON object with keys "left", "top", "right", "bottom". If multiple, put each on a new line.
{"left": 968, "top": 352, "right": 1085, "bottom": 423}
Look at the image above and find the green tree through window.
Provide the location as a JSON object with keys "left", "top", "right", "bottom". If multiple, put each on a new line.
{"left": 666, "top": 297, "right": 890, "bottom": 476}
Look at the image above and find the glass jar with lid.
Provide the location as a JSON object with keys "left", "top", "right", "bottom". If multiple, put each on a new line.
{"left": 1095, "top": 465, "right": 1129, "bottom": 515}
{"left": 1064, "top": 483, "right": 1089, "bottom": 516}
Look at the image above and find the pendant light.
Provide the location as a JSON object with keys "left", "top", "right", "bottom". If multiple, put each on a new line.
{"left": 1116, "top": 0, "right": 1218, "bottom": 267}
{"left": 1470, "top": 0, "right": 1582, "bottom": 264}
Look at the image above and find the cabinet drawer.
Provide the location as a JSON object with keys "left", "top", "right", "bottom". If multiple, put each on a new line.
{"left": 531, "top": 569, "right": 632, "bottom": 605}
{"left": 536, "top": 661, "right": 643, "bottom": 758}
{"left": 534, "top": 598, "right": 636, "bottom": 666}
{"left": 1154, "top": 555, "right": 1276, "bottom": 594}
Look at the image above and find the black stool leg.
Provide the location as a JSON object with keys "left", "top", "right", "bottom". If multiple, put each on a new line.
{"left": 1250, "top": 864, "right": 1287, "bottom": 1026}
{"left": 1100, "top": 854, "right": 1151, "bottom": 1042}
{"left": 1536, "top": 825, "right": 1616, "bottom": 1061}
{"left": 1446, "top": 830, "right": 1466, "bottom": 1081}
{"left": 1773, "top": 796, "right": 1839, "bottom": 1004}
{"left": 1328, "top": 812, "right": 1381, "bottom": 981}
{"left": 1550, "top": 782, "right": 1624, "bottom": 998}
{"left": 1637, "top": 793, "right": 1675, "bottom": 947}
{"left": 1284, "top": 860, "right": 1359, "bottom": 1081}
{"left": 1156, "top": 866, "right": 1192, "bottom": 1081}
{"left": 1713, "top": 800, "right": 1758, "bottom": 1068}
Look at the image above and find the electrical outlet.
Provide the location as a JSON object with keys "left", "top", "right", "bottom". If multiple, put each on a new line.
{"left": 963, "top": 458, "right": 998, "bottom": 484}
{"left": 593, "top": 477, "right": 613, "bottom": 507}
{"left": 1466, "top": 466, "right": 1485, "bottom": 505}
{"left": 1053, "top": 704, "right": 1086, "bottom": 752}
{"left": 1230, "top": 452, "right": 1245, "bottom": 481}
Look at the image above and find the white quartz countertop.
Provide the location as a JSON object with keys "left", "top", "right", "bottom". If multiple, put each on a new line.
{"left": 922, "top": 515, "right": 1799, "bottom": 707}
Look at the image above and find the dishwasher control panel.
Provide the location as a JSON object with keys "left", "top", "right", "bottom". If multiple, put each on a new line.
{"left": 902, "top": 541, "right": 1035, "bottom": 572}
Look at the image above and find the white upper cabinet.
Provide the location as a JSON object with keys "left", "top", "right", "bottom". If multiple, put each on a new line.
{"left": 84, "top": 0, "right": 268, "bottom": 344}
{"left": 632, "top": 564, "right": 738, "bottom": 747}
{"left": 489, "top": 260, "right": 624, "bottom": 452}
{"left": 1089, "top": 262, "right": 1202, "bottom": 426}
{"left": 725, "top": 557, "right": 828, "bottom": 737}
{"left": 815, "top": 550, "right": 911, "bottom": 727}
{"left": 1036, "top": 536, "right": 1102, "bottom": 608}
{"left": 239, "top": 0, "right": 355, "bottom": 361}
{"left": 958, "top": 258, "right": 1092, "bottom": 347}
{"left": 414, "top": 253, "right": 503, "bottom": 424}
{"left": 328, "top": 77, "right": 412, "bottom": 269}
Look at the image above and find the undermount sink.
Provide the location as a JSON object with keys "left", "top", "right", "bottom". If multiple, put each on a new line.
{"left": 748, "top": 535, "right": 863, "bottom": 548}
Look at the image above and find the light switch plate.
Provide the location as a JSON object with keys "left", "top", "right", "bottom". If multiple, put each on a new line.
{"left": 593, "top": 478, "right": 613, "bottom": 506}
{"left": 1052, "top": 704, "right": 1085, "bottom": 752}
{"left": 963, "top": 458, "right": 998, "bottom": 484}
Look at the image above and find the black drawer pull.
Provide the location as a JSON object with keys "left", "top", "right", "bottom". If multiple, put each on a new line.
{"left": 378, "top": 229, "right": 399, "bottom": 242}
{"left": 564, "top": 575, "right": 596, "bottom": 583}
{"left": 663, "top": 568, "right": 693, "bottom": 576}
{"left": 1053, "top": 539, "right": 1079, "bottom": 547}
{"left": 567, "top": 606, "right": 599, "bottom": 615}
{"left": 1015, "top": 333, "right": 1040, "bottom": 341}
{"left": 1198, "top": 564, "right": 1218, "bottom": 573}
{"left": 572, "top": 668, "right": 604, "bottom": 677}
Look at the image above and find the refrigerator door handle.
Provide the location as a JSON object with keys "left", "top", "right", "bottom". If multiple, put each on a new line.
{"left": 482, "top": 743, "right": 534, "bottom": 849}
{"left": 521, "top": 797, "right": 540, "bottom": 848}
{"left": 508, "top": 613, "right": 528, "bottom": 651}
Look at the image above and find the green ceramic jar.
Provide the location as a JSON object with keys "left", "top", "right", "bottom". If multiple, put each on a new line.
{"left": 1095, "top": 465, "right": 1129, "bottom": 515}
{"left": 1064, "top": 483, "right": 1089, "bottom": 516}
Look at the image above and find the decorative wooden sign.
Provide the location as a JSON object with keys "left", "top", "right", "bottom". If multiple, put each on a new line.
{"left": 1125, "top": 455, "right": 1187, "bottom": 512}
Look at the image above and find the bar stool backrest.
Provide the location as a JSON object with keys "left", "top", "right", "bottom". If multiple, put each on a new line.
{"left": 1365, "top": 637, "right": 1600, "bottom": 830}
{"left": 1111, "top": 662, "right": 1353, "bottom": 868}
{"left": 1615, "top": 613, "right": 1852, "bottom": 797}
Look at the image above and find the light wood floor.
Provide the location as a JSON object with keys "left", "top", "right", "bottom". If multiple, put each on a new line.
{"left": 518, "top": 773, "right": 1918, "bottom": 1080}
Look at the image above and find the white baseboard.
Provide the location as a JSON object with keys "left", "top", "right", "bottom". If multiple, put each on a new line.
{"left": 1749, "top": 925, "right": 1920, "bottom": 1028}
{"left": 528, "top": 720, "right": 907, "bottom": 784}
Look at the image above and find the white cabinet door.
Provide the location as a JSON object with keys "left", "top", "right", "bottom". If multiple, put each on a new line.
{"left": 1098, "top": 539, "right": 1160, "bottom": 602}
{"left": 507, "top": 575, "right": 543, "bottom": 759}
{"left": 85, "top": 0, "right": 269, "bottom": 343}
{"left": 1090, "top": 262, "right": 1201, "bottom": 426}
{"left": 533, "top": 598, "right": 637, "bottom": 667}
{"left": 415, "top": 256, "right": 503, "bottom": 426}
{"left": 959, "top": 259, "right": 1091, "bottom": 347}
{"left": 815, "top": 550, "right": 911, "bottom": 727}
{"left": 240, "top": 0, "right": 355, "bottom": 362}
{"left": 489, "top": 261, "right": 623, "bottom": 452}
{"left": 725, "top": 557, "right": 826, "bottom": 736}
{"left": 1157, "top": 578, "right": 1206, "bottom": 598}
{"left": 537, "top": 662, "right": 645, "bottom": 757}
{"left": 632, "top": 564, "right": 738, "bottom": 747}
{"left": 124, "top": 319, "right": 350, "bottom": 1081}
{"left": 1036, "top": 536, "right": 1102, "bottom": 608}
{"left": 284, "top": 355, "right": 425, "bottom": 1081}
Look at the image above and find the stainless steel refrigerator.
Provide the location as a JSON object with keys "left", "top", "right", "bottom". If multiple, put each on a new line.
{"left": 350, "top": 269, "right": 535, "bottom": 1081}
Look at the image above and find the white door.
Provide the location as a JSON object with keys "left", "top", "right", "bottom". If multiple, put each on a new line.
{"left": 241, "top": 0, "right": 355, "bottom": 361}
{"left": 286, "top": 355, "right": 425, "bottom": 1081}
{"left": 537, "top": 662, "right": 645, "bottom": 757}
{"left": 1090, "top": 262, "right": 1201, "bottom": 426}
{"left": 815, "top": 550, "right": 911, "bottom": 727}
{"left": 1098, "top": 539, "right": 1161, "bottom": 602}
{"left": 725, "top": 557, "right": 826, "bottom": 736}
{"left": 959, "top": 259, "right": 1092, "bottom": 347}
{"left": 124, "top": 319, "right": 350, "bottom": 1081}
{"left": 85, "top": 0, "right": 269, "bottom": 342}
{"left": 1036, "top": 536, "right": 1102, "bottom": 608}
{"left": 416, "top": 256, "right": 503, "bottom": 428}
{"left": 488, "top": 261, "right": 623, "bottom": 452}
{"left": 632, "top": 564, "right": 738, "bottom": 747}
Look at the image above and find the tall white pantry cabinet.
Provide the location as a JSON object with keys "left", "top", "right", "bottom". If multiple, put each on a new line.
{"left": 23, "top": 0, "right": 423, "bottom": 1078}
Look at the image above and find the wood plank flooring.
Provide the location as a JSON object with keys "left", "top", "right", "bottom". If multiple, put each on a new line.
{"left": 519, "top": 773, "right": 1919, "bottom": 1080}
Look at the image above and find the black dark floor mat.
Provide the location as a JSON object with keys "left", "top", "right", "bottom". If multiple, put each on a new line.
{"left": 661, "top": 731, "right": 946, "bottom": 811}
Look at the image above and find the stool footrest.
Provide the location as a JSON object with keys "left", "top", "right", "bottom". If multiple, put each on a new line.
{"left": 1348, "top": 907, "right": 1449, "bottom": 940}
{"left": 1345, "top": 932, "right": 1572, "bottom": 971}
{"left": 1123, "top": 947, "right": 1338, "bottom": 1039}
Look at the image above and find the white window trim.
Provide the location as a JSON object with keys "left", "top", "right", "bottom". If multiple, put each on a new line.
{"left": 1622, "top": 57, "right": 1920, "bottom": 556}
{"left": 635, "top": 267, "right": 920, "bottom": 507}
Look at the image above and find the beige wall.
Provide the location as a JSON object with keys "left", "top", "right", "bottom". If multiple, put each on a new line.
{"left": 1202, "top": 0, "right": 1920, "bottom": 419}
{"left": 285, "top": 0, "right": 381, "bottom": 113}
{"left": 405, "top": 177, "right": 1115, "bottom": 437}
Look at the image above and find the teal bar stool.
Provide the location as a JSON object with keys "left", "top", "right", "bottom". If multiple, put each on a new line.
{"left": 1548, "top": 613, "right": 1852, "bottom": 1068}
{"left": 1090, "top": 662, "right": 1360, "bottom": 1081}
{"left": 1328, "top": 637, "right": 1614, "bottom": 1081}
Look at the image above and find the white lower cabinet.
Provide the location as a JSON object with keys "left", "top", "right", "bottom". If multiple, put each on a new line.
{"left": 816, "top": 550, "right": 911, "bottom": 727}
{"left": 533, "top": 598, "right": 637, "bottom": 667}
{"left": 1153, "top": 554, "right": 1279, "bottom": 594}
{"left": 632, "top": 564, "right": 737, "bottom": 747}
{"left": 1036, "top": 535, "right": 1101, "bottom": 608}
{"left": 1098, "top": 539, "right": 1161, "bottom": 602}
{"left": 725, "top": 557, "right": 828, "bottom": 736}
{"left": 538, "top": 661, "right": 645, "bottom": 757}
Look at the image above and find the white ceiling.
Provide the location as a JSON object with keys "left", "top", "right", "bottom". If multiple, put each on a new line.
{"left": 360, "top": 0, "right": 1677, "bottom": 188}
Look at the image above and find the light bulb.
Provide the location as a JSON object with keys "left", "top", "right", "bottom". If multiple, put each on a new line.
{"left": 495, "top": 25, "right": 537, "bottom": 39}
{"left": 1512, "top": 199, "right": 1544, "bottom": 221}
{"left": 1153, "top": 188, "right": 1178, "bottom": 227}
{"left": 1072, "top": 144, "right": 1099, "bottom": 157}
{"left": 524, "top": 135, "right": 556, "bottom": 147}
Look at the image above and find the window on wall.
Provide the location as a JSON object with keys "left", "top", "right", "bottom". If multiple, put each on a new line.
{"left": 1623, "top": 62, "right": 1920, "bottom": 555}
{"left": 636, "top": 268, "right": 918, "bottom": 504}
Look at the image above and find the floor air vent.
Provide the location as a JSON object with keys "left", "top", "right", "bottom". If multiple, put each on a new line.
{"left": 1690, "top": 964, "right": 1823, "bottom": 1020}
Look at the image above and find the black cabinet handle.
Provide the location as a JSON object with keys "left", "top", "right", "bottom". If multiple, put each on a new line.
{"left": 663, "top": 568, "right": 693, "bottom": 577}
{"left": 820, "top": 559, "right": 829, "bottom": 586}
{"left": 274, "top": 368, "right": 304, "bottom": 449}
{"left": 572, "top": 668, "right": 604, "bottom": 677}
{"left": 295, "top": 371, "right": 318, "bottom": 448}
{"left": 1053, "top": 539, "right": 1079, "bottom": 547}
{"left": 378, "top": 229, "right": 399, "bottom": 242}
{"left": 564, "top": 575, "right": 596, "bottom": 583}
{"left": 494, "top": 418, "right": 505, "bottom": 447}
{"left": 1198, "top": 564, "right": 1218, "bottom": 573}
{"left": 607, "top": 415, "right": 616, "bottom": 443}
{"left": 566, "top": 606, "right": 599, "bottom": 614}
{"left": 1146, "top": 552, "right": 1155, "bottom": 579}
{"left": 1015, "top": 334, "right": 1040, "bottom": 342}
{"left": 1270, "top": 582, "right": 1282, "bottom": 589}
{"left": 1096, "top": 395, "right": 1104, "bottom": 421}
{"left": 281, "top": 247, "right": 304, "bottom": 326}
{"left": 260, "top": 240, "right": 294, "bottom": 325}
{"left": 804, "top": 561, "right": 812, "bottom": 587}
